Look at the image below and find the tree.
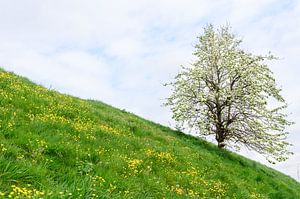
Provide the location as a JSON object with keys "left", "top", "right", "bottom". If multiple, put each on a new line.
{"left": 164, "top": 24, "right": 293, "bottom": 163}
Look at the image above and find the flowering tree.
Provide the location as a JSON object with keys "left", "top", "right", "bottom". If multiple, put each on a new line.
{"left": 165, "top": 24, "right": 293, "bottom": 163}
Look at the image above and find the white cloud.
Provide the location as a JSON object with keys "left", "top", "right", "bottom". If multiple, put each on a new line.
{"left": 0, "top": 0, "right": 299, "bottom": 180}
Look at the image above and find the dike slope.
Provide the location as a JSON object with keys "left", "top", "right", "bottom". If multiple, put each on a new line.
{"left": 0, "top": 69, "right": 300, "bottom": 198}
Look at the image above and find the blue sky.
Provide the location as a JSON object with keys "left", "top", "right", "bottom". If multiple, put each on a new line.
{"left": 0, "top": 0, "right": 299, "bottom": 180}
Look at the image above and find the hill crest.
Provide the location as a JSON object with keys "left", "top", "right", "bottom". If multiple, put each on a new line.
{"left": 0, "top": 68, "right": 299, "bottom": 198}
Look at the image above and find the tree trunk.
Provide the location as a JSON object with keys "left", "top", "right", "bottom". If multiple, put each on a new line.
{"left": 216, "top": 128, "right": 226, "bottom": 148}
{"left": 218, "top": 141, "right": 226, "bottom": 148}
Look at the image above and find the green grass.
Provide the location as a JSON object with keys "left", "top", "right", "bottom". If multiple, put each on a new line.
{"left": 0, "top": 68, "right": 299, "bottom": 198}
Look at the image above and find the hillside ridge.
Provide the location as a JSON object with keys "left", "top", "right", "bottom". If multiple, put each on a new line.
{"left": 0, "top": 68, "right": 299, "bottom": 198}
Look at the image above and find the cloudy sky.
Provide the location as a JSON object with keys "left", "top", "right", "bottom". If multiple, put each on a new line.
{"left": 0, "top": 0, "right": 299, "bottom": 180}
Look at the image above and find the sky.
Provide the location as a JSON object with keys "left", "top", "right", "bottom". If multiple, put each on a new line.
{"left": 0, "top": 0, "right": 299, "bottom": 181}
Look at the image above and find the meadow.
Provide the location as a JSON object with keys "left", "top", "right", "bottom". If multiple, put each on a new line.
{"left": 0, "top": 69, "right": 300, "bottom": 198}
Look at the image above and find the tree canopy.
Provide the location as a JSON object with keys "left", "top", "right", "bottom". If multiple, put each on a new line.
{"left": 165, "top": 24, "right": 293, "bottom": 163}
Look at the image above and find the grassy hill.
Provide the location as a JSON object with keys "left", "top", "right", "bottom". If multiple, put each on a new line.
{"left": 0, "top": 68, "right": 299, "bottom": 199}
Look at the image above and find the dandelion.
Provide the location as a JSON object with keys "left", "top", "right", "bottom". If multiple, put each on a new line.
{"left": 127, "top": 159, "right": 143, "bottom": 174}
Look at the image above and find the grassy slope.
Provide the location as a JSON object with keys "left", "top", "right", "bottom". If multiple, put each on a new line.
{"left": 0, "top": 69, "right": 299, "bottom": 199}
